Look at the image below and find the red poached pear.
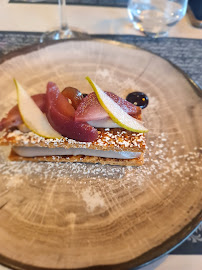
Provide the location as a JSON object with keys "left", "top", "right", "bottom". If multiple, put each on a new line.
{"left": 0, "top": 94, "right": 46, "bottom": 131}
{"left": 46, "top": 82, "right": 98, "bottom": 142}
{"left": 75, "top": 92, "right": 141, "bottom": 122}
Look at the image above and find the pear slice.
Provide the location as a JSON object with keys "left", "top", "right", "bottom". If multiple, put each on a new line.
{"left": 14, "top": 79, "right": 62, "bottom": 139}
{"left": 86, "top": 77, "right": 148, "bottom": 133}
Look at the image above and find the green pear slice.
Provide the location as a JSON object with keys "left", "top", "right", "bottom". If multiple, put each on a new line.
{"left": 86, "top": 77, "right": 148, "bottom": 133}
{"left": 14, "top": 79, "right": 62, "bottom": 139}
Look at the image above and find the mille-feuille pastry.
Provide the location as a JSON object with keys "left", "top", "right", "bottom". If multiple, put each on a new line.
{"left": 0, "top": 78, "right": 148, "bottom": 166}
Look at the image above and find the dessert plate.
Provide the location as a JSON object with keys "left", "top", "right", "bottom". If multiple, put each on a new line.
{"left": 0, "top": 39, "right": 201, "bottom": 270}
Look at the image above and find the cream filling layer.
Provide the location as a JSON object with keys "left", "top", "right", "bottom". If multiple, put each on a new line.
{"left": 13, "top": 146, "right": 141, "bottom": 159}
{"left": 87, "top": 118, "right": 120, "bottom": 128}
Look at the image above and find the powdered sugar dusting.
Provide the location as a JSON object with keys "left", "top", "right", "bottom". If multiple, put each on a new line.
{"left": 1, "top": 128, "right": 146, "bottom": 152}
{"left": 0, "top": 132, "right": 201, "bottom": 192}
{"left": 0, "top": 146, "right": 126, "bottom": 189}
{"left": 122, "top": 133, "right": 202, "bottom": 190}
{"left": 81, "top": 187, "right": 106, "bottom": 212}
{"left": 0, "top": 71, "right": 201, "bottom": 213}
{"left": 0, "top": 88, "right": 201, "bottom": 196}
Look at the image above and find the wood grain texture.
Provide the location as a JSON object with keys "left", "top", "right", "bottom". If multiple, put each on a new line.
{"left": 0, "top": 40, "right": 201, "bottom": 270}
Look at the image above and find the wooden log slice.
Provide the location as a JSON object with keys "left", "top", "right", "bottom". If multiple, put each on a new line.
{"left": 0, "top": 40, "right": 201, "bottom": 270}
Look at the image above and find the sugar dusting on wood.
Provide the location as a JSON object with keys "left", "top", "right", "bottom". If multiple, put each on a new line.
{"left": 81, "top": 187, "right": 106, "bottom": 212}
{"left": 0, "top": 83, "right": 201, "bottom": 212}
{"left": 0, "top": 131, "right": 201, "bottom": 190}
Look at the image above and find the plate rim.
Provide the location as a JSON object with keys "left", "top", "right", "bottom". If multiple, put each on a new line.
{"left": 0, "top": 37, "right": 201, "bottom": 97}
{"left": 0, "top": 38, "right": 201, "bottom": 270}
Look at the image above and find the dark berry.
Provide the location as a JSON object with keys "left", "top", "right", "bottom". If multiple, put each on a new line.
{"left": 126, "top": 92, "right": 149, "bottom": 109}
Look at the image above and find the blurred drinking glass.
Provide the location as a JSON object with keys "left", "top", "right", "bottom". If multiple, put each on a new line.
{"left": 22, "top": 0, "right": 87, "bottom": 42}
{"left": 127, "top": 0, "right": 188, "bottom": 37}
{"left": 40, "top": 0, "right": 73, "bottom": 42}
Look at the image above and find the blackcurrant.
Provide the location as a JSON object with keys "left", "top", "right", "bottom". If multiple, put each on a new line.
{"left": 126, "top": 92, "right": 149, "bottom": 109}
